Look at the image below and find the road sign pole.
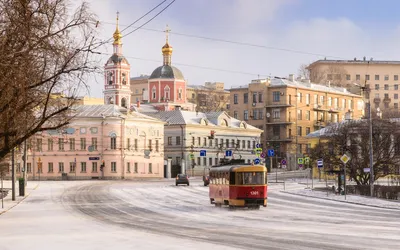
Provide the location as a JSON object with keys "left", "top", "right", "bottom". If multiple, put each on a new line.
{"left": 344, "top": 162, "right": 347, "bottom": 200}
{"left": 275, "top": 153, "right": 278, "bottom": 183}
{"left": 311, "top": 166, "right": 314, "bottom": 191}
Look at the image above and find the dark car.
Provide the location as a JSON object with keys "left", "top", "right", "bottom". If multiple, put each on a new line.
{"left": 176, "top": 174, "right": 189, "bottom": 186}
{"left": 203, "top": 175, "right": 210, "bottom": 186}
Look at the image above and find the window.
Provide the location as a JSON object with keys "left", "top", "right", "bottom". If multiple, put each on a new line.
{"left": 314, "top": 94, "right": 318, "bottom": 105}
{"left": 203, "top": 137, "right": 207, "bottom": 146}
{"left": 253, "top": 110, "right": 258, "bottom": 120}
{"left": 92, "top": 162, "right": 97, "bottom": 172}
{"left": 297, "top": 126, "right": 302, "bottom": 136}
{"left": 36, "top": 138, "right": 42, "bottom": 152}
{"left": 272, "top": 126, "right": 280, "bottom": 136}
{"left": 209, "top": 138, "right": 213, "bottom": 147}
{"left": 127, "top": 162, "right": 131, "bottom": 173}
{"left": 108, "top": 72, "right": 113, "bottom": 85}
{"left": 126, "top": 138, "right": 131, "bottom": 150}
{"left": 81, "top": 162, "right": 87, "bottom": 173}
{"left": 92, "top": 138, "right": 97, "bottom": 150}
{"left": 197, "top": 157, "right": 201, "bottom": 166}
{"left": 356, "top": 75, "right": 360, "bottom": 81}
{"left": 395, "top": 75, "right": 399, "bottom": 81}
{"left": 203, "top": 158, "right": 207, "bottom": 166}
{"left": 258, "top": 93, "right": 263, "bottom": 103}
{"left": 365, "top": 75, "right": 370, "bottom": 81}
{"left": 252, "top": 92, "right": 257, "bottom": 103}
{"left": 58, "top": 138, "right": 64, "bottom": 151}
{"left": 48, "top": 162, "right": 53, "bottom": 173}
{"left": 215, "top": 158, "right": 218, "bottom": 165}
{"left": 192, "top": 137, "right": 195, "bottom": 145}
{"left": 148, "top": 139, "right": 152, "bottom": 151}
{"left": 247, "top": 141, "right": 250, "bottom": 148}
{"left": 298, "top": 92, "right": 302, "bottom": 103}
{"left": 297, "top": 110, "right": 302, "bottom": 120}
{"left": 252, "top": 141, "right": 256, "bottom": 149}
{"left": 48, "top": 139, "right": 53, "bottom": 151}
{"left": 395, "top": 84, "right": 399, "bottom": 90}
{"left": 233, "top": 111, "right": 238, "bottom": 119}
{"left": 375, "top": 84, "right": 379, "bottom": 90}
{"left": 375, "top": 75, "right": 380, "bottom": 81}
{"left": 395, "top": 94, "right": 399, "bottom": 100}
{"left": 110, "top": 137, "right": 116, "bottom": 150}
{"left": 197, "top": 137, "right": 201, "bottom": 145}
{"left": 306, "top": 127, "right": 311, "bottom": 135}
{"left": 80, "top": 138, "right": 86, "bottom": 150}
{"left": 69, "top": 162, "right": 76, "bottom": 173}
{"left": 305, "top": 110, "right": 310, "bottom": 120}
{"left": 346, "top": 74, "right": 351, "bottom": 80}
{"left": 273, "top": 91, "right": 280, "bottom": 102}
{"left": 233, "top": 94, "right": 238, "bottom": 104}
{"left": 134, "top": 163, "right": 138, "bottom": 173}
{"left": 243, "top": 93, "right": 248, "bottom": 103}
{"left": 58, "top": 162, "right": 64, "bottom": 173}
{"left": 226, "top": 139, "right": 230, "bottom": 148}
{"left": 209, "top": 158, "right": 212, "bottom": 166}
{"left": 149, "top": 163, "right": 152, "bottom": 173}
{"left": 111, "top": 162, "right": 117, "bottom": 172}
{"left": 178, "top": 88, "right": 183, "bottom": 100}
{"left": 385, "top": 84, "right": 389, "bottom": 90}
{"left": 272, "top": 109, "right": 280, "bottom": 119}
{"left": 155, "top": 140, "right": 159, "bottom": 152}
{"left": 164, "top": 86, "right": 170, "bottom": 100}
{"left": 306, "top": 94, "right": 310, "bottom": 105}
{"left": 26, "top": 163, "right": 32, "bottom": 173}
{"left": 134, "top": 139, "right": 138, "bottom": 151}
{"left": 395, "top": 103, "right": 399, "bottom": 109}
{"left": 152, "top": 86, "right": 156, "bottom": 99}
{"left": 385, "top": 75, "right": 389, "bottom": 81}
{"left": 259, "top": 109, "right": 264, "bottom": 119}
{"left": 244, "top": 110, "right": 248, "bottom": 120}
{"left": 176, "top": 136, "right": 181, "bottom": 145}
{"left": 242, "top": 140, "right": 246, "bottom": 149}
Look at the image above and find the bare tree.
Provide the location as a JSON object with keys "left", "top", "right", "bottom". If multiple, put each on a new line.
{"left": 192, "top": 88, "right": 228, "bottom": 113}
{"left": 303, "top": 63, "right": 348, "bottom": 87}
{"left": 0, "top": 0, "right": 100, "bottom": 160}
{"left": 309, "top": 119, "right": 400, "bottom": 186}
{"left": 297, "top": 64, "right": 310, "bottom": 80}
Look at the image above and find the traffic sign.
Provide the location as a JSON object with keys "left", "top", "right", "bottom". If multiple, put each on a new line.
{"left": 256, "top": 143, "right": 261, "bottom": 148}
{"left": 297, "top": 158, "right": 304, "bottom": 164}
{"left": 89, "top": 157, "right": 100, "bottom": 160}
{"left": 363, "top": 168, "right": 370, "bottom": 173}
{"left": 304, "top": 157, "right": 310, "bottom": 165}
{"left": 317, "top": 159, "right": 323, "bottom": 168}
{"left": 298, "top": 164, "right": 303, "bottom": 168}
{"left": 189, "top": 153, "right": 194, "bottom": 160}
{"left": 281, "top": 159, "right": 287, "bottom": 165}
{"left": 200, "top": 150, "right": 206, "bottom": 157}
{"left": 282, "top": 165, "right": 287, "bottom": 169}
{"left": 340, "top": 154, "right": 350, "bottom": 164}
{"left": 254, "top": 158, "right": 261, "bottom": 164}
{"left": 267, "top": 149, "right": 274, "bottom": 157}
{"left": 225, "top": 150, "right": 233, "bottom": 157}
{"left": 260, "top": 152, "right": 266, "bottom": 158}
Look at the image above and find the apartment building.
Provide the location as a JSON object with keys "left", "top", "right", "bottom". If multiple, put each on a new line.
{"left": 130, "top": 74, "right": 150, "bottom": 104}
{"left": 307, "top": 58, "right": 400, "bottom": 112}
{"left": 187, "top": 82, "right": 230, "bottom": 112}
{"left": 230, "top": 75, "right": 364, "bottom": 170}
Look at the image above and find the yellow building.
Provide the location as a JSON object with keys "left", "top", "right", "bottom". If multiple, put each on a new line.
{"left": 229, "top": 75, "right": 364, "bottom": 170}
{"left": 76, "top": 96, "right": 104, "bottom": 105}
{"left": 186, "top": 82, "right": 230, "bottom": 112}
{"left": 308, "top": 58, "right": 400, "bottom": 112}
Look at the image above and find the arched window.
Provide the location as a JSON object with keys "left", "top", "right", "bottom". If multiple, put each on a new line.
{"left": 152, "top": 86, "right": 156, "bottom": 100}
{"left": 121, "top": 98, "right": 127, "bottom": 108}
{"left": 122, "top": 73, "right": 127, "bottom": 84}
{"left": 164, "top": 86, "right": 170, "bottom": 100}
{"left": 108, "top": 96, "right": 114, "bottom": 104}
{"left": 178, "top": 88, "right": 183, "bottom": 100}
{"left": 108, "top": 72, "right": 113, "bottom": 85}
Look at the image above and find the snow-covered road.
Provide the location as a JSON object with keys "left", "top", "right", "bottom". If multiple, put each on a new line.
{"left": 1, "top": 180, "right": 399, "bottom": 250}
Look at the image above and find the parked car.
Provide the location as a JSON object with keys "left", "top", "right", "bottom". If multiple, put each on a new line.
{"left": 176, "top": 174, "right": 189, "bottom": 186}
{"left": 203, "top": 175, "right": 210, "bottom": 186}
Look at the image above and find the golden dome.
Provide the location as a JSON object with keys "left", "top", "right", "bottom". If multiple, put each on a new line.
{"left": 162, "top": 42, "right": 173, "bottom": 55}
{"left": 113, "top": 12, "right": 122, "bottom": 45}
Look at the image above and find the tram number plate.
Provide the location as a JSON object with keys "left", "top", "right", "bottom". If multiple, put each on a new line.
{"left": 250, "top": 191, "right": 259, "bottom": 196}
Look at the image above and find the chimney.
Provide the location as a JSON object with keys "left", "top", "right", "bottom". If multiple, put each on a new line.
{"left": 288, "top": 74, "right": 295, "bottom": 82}
{"left": 136, "top": 100, "right": 140, "bottom": 108}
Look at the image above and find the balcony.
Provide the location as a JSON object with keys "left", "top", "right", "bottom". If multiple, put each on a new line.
{"left": 313, "top": 121, "right": 325, "bottom": 128}
{"left": 374, "top": 98, "right": 381, "bottom": 103}
{"left": 266, "top": 136, "right": 294, "bottom": 142}
{"left": 383, "top": 98, "right": 391, "bottom": 103}
{"left": 265, "top": 118, "right": 294, "bottom": 125}
{"left": 328, "top": 106, "right": 341, "bottom": 113}
{"left": 265, "top": 102, "right": 293, "bottom": 108}
{"left": 313, "top": 104, "right": 328, "bottom": 111}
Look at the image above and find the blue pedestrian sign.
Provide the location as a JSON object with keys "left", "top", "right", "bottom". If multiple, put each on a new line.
{"left": 200, "top": 150, "right": 206, "bottom": 157}
{"left": 256, "top": 143, "right": 261, "bottom": 148}
{"left": 267, "top": 149, "right": 275, "bottom": 157}
{"left": 254, "top": 158, "right": 261, "bottom": 164}
{"left": 225, "top": 150, "right": 233, "bottom": 157}
{"left": 317, "top": 159, "right": 323, "bottom": 168}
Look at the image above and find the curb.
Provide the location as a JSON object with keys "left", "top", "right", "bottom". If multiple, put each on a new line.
{"left": 0, "top": 183, "right": 40, "bottom": 216}
{"left": 281, "top": 190, "right": 400, "bottom": 211}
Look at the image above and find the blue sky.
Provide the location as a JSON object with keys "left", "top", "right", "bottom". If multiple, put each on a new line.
{"left": 81, "top": 0, "right": 400, "bottom": 97}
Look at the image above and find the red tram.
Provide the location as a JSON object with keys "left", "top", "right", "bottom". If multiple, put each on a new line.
{"left": 209, "top": 162, "right": 267, "bottom": 209}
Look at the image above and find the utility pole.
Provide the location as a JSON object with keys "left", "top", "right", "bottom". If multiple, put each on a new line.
{"left": 11, "top": 148, "right": 15, "bottom": 201}
{"left": 368, "top": 94, "right": 374, "bottom": 197}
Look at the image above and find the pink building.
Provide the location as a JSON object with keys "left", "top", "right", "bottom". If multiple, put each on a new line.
{"left": 23, "top": 105, "right": 165, "bottom": 180}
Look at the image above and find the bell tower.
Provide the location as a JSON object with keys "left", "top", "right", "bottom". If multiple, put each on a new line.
{"left": 103, "top": 12, "right": 131, "bottom": 109}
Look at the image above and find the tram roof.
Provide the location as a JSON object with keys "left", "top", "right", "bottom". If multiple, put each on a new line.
{"left": 209, "top": 164, "right": 266, "bottom": 173}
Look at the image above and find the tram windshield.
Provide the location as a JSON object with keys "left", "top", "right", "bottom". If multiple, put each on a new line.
{"left": 236, "top": 172, "right": 265, "bottom": 185}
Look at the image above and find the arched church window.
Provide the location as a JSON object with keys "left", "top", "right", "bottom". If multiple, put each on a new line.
{"left": 122, "top": 73, "right": 127, "bottom": 84}
{"left": 164, "top": 86, "right": 170, "bottom": 101}
{"left": 108, "top": 96, "right": 114, "bottom": 104}
{"left": 121, "top": 98, "right": 127, "bottom": 108}
{"left": 108, "top": 72, "right": 113, "bottom": 85}
{"left": 178, "top": 88, "right": 183, "bottom": 100}
{"left": 152, "top": 86, "right": 156, "bottom": 100}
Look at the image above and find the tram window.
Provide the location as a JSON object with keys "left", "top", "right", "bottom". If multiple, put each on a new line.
{"left": 237, "top": 172, "right": 264, "bottom": 185}
{"left": 230, "top": 172, "right": 235, "bottom": 184}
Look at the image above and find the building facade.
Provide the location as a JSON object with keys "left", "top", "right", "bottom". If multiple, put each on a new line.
{"left": 307, "top": 58, "right": 400, "bottom": 112}
{"left": 130, "top": 74, "right": 150, "bottom": 104}
{"left": 229, "top": 75, "right": 364, "bottom": 170}
{"left": 11, "top": 105, "right": 165, "bottom": 180}
{"left": 187, "top": 82, "right": 230, "bottom": 112}
{"left": 146, "top": 110, "right": 262, "bottom": 176}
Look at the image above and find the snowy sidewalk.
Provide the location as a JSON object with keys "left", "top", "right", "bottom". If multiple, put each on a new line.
{"left": 283, "top": 187, "right": 400, "bottom": 210}
{"left": 0, "top": 180, "right": 39, "bottom": 215}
